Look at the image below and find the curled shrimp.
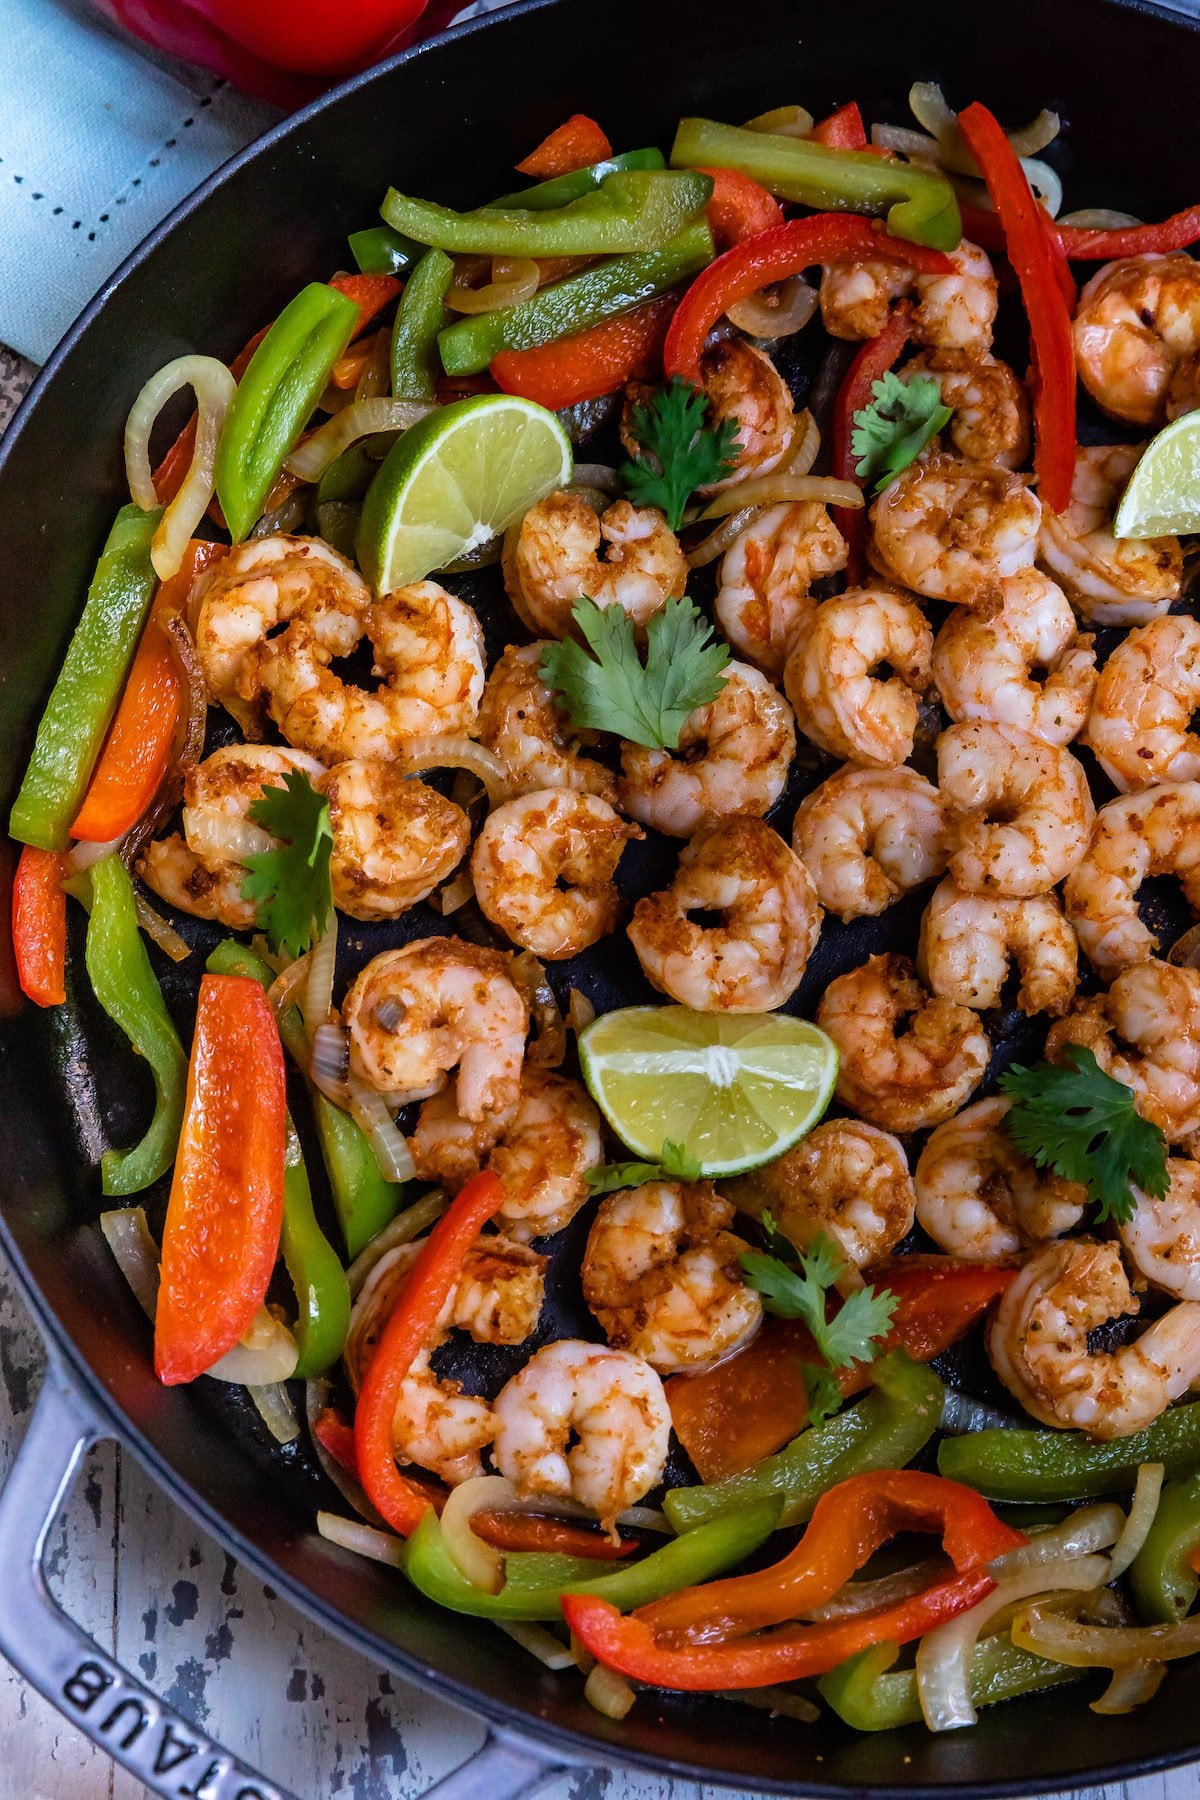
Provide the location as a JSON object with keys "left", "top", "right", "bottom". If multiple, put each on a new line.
{"left": 937, "top": 721, "right": 1095, "bottom": 898}
{"left": 783, "top": 587, "right": 933, "bottom": 768}
{"left": 870, "top": 454, "right": 1041, "bottom": 606}
{"left": 476, "top": 642, "right": 616, "bottom": 803}
{"left": 503, "top": 492, "right": 686, "bottom": 638}
{"left": 816, "top": 952, "right": 989, "bottom": 1134}
{"left": 1120, "top": 1158, "right": 1200, "bottom": 1302}
{"left": 932, "top": 571, "right": 1097, "bottom": 746}
{"left": 1073, "top": 253, "right": 1200, "bottom": 427}
{"left": 905, "top": 349, "right": 1031, "bottom": 469}
{"left": 320, "top": 758, "right": 470, "bottom": 920}
{"left": 987, "top": 1238, "right": 1200, "bottom": 1438}
{"left": 792, "top": 765, "right": 950, "bottom": 922}
{"left": 915, "top": 1097, "right": 1086, "bottom": 1263}
{"left": 917, "top": 877, "right": 1078, "bottom": 1017}
{"left": 820, "top": 241, "right": 997, "bottom": 352}
{"left": 1083, "top": 616, "right": 1200, "bottom": 792}
{"left": 619, "top": 662, "right": 795, "bottom": 839}
{"left": 581, "top": 1180, "right": 763, "bottom": 1375}
{"left": 1038, "top": 444, "right": 1183, "bottom": 627}
{"left": 628, "top": 815, "right": 821, "bottom": 1012}
{"left": 1063, "top": 782, "right": 1200, "bottom": 980}
{"left": 727, "top": 1120, "right": 915, "bottom": 1270}
{"left": 714, "top": 502, "right": 847, "bottom": 681}
{"left": 470, "top": 788, "right": 640, "bottom": 960}
{"left": 626, "top": 338, "right": 796, "bottom": 487}
{"left": 1045, "top": 960, "right": 1200, "bottom": 1143}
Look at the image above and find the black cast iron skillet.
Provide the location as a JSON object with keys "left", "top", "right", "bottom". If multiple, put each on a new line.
{"left": 3, "top": 0, "right": 1200, "bottom": 1792}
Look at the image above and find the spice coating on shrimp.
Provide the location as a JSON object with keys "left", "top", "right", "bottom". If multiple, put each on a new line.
{"left": 932, "top": 571, "right": 1096, "bottom": 747}
{"left": 1083, "top": 616, "right": 1200, "bottom": 792}
{"left": 1073, "top": 253, "right": 1200, "bottom": 427}
{"left": 1045, "top": 960, "right": 1200, "bottom": 1143}
{"left": 819, "top": 240, "right": 998, "bottom": 352}
{"left": 870, "top": 454, "right": 1041, "bottom": 606}
{"left": 905, "top": 349, "right": 1031, "bottom": 469}
{"left": 476, "top": 642, "right": 617, "bottom": 802}
{"left": 936, "top": 722, "right": 1094, "bottom": 899}
{"left": 503, "top": 491, "right": 686, "bottom": 639}
{"left": 793, "top": 765, "right": 949, "bottom": 922}
{"left": 1038, "top": 444, "right": 1182, "bottom": 627}
{"left": 917, "top": 877, "right": 1078, "bottom": 1017}
{"left": 783, "top": 587, "right": 933, "bottom": 769}
{"left": 914, "top": 1096, "right": 1086, "bottom": 1262}
{"left": 727, "top": 1120, "right": 915, "bottom": 1270}
{"left": 1120, "top": 1159, "right": 1200, "bottom": 1303}
{"left": 319, "top": 758, "right": 470, "bottom": 920}
{"left": 715, "top": 502, "right": 847, "bottom": 681}
{"left": 1063, "top": 782, "right": 1200, "bottom": 980}
{"left": 471, "top": 788, "right": 639, "bottom": 960}
{"left": 624, "top": 338, "right": 796, "bottom": 488}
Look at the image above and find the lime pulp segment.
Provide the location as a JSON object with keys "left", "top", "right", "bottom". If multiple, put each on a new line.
{"left": 1113, "top": 410, "right": 1200, "bottom": 540}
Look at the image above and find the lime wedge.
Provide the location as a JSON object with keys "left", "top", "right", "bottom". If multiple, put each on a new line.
{"left": 1113, "top": 411, "right": 1200, "bottom": 539}
{"left": 357, "top": 394, "right": 572, "bottom": 591}
{"left": 578, "top": 1005, "right": 838, "bottom": 1177}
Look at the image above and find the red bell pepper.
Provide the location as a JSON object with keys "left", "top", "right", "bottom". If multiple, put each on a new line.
{"left": 829, "top": 302, "right": 913, "bottom": 584}
{"left": 663, "top": 215, "right": 951, "bottom": 386}
{"left": 516, "top": 115, "right": 613, "bottom": 178}
{"left": 490, "top": 293, "right": 675, "bottom": 409}
{"left": 11, "top": 846, "right": 66, "bottom": 1009}
{"left": 470, "top": 1511, "right": 635, "bottom": 1560}
{"left": 327, "top": 273, "right": 404, "bottom": 335}
{"left": 699, "top": 168, "right": 784, "bottom": 248}
{"left": 155, "top": 974, "right": 287, "bottom": 1385}
{"left": 313, "top": 1406, "right": 361, "bottom": 1478}
{"left": 810, "top": 103, "right": 868, "bottom": 151}
{"left": 961, "top": 198, "right": 1200, "bottom": 262}
{"left": 957, "top": 103, "right": 1075, "bottom": 513}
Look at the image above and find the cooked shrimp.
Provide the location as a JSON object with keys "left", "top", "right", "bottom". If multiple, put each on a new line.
{"left": 582, "top": 1180, "right": 762, "bottom": 1375}
{"left": 937, "top": 722, "right": 1094, "bottom": 898}
{"left": 792, "top": 765, "right": 950, "bottom": 921}
{"left": 932, "top": 571, "right": 1097, "bottom": 746}
{"left": 820, "top": 240, "right": 997, "bottom": 353}
{"left": 819, "top": 259, "right": 913, "bottom": 342}
{"left": 1063, "top": 782, "right": 1200, "bottom": 979}
{"left": 342, "top": 937, "right": 528, "bottom": 1119}
{"left": 782, "top": 587, "right": 932, "bottom": 768}
{"left": 870, "top": 454, "right": 1041, "bottom": 605}
{"left": 476, "top": 642, "right": 617, "bottom": 802}
{"left": 914, "top": 1097, "right": 1086, "bottom": 1261}
{"left": 628, "top": 815, "right": 821, "bottom": 1012}
{"left": 1038, "top": 444, "right": 1183, "bottom": 626}
{"left": 727, "top": 1120, "right": 915, "bottom": 1269}
{"left": 1045, "top": 960, "right": 1200, "bottom": 1142}
{"left": 905, "top": 349, "right": 1031, "bottom": 469}
{"left": 503, "top": 492, "right": 686, "bottom": 638}
{"left": 816, "top": 952, "right": 989, "bottom": 1133}
{"left": 987, "top": 1238, "right": 1200, "bottom": 1438}
{"left": 1073, "top": 254, "right": 1200, "bottom": 427}
{"left": 693, "top": 336, "right": 797, "bottom": 485}
{"left": 1083, "top": 616, "right": 1200, "bottom": 792}
{"left": 491, "top": 1340, "right": 671, "bottom": 1529}
{"left": 714, "top": 502, "right": 847, "bottom": 681}
{"left": 918, "top": 877, "right": 1078, "bottom": 1016}
{"left": 1120, "top": 1159, "right": 1200, "bottom": 1302}
{"left": 319, "top": 759, "right": 470, "bottom": 920}
{"left": 470, "top": 789, "right": 639, "bottom": 961}
{"left": 619, "top": 662, "right": 795, "bottom": 838}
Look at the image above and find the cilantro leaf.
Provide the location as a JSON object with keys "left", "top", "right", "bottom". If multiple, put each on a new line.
{"left": 619, "top": 378, "right": 741, "bottom": 530}
{"left": 540, "top": 595, "right": 729, "bottom": 750}
{"left": 851, "top": 369, "right": 954, "bottom": 495}
{"left": 740, "top": 1229, "right": 897, "bottom": 1372}
{"left": 240, "top": 770, "right": 334, "bottom": 959}
{"left": 800, "top": 1361, "right": 845, "bottom": 1428}
{"left": 586, "top": 1139, "right": 702, "bottom": 1197}
{"left": 998, "top": 1044, "right": 1169, "bottom": 1227}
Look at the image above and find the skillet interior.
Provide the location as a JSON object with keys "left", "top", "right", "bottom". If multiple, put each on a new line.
{"left": 3, "top": 0, "right": 1200, "bottom": 1788}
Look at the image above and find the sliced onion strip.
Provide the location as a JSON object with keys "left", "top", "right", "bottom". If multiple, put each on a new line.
{"left": 908, "top": 81, "right": 1061, "bottom": 171}
{"left": 496, "top": 1621, "right": 576, "bottom": 1671}
{"left": 268, "top": 952, "right": 313, "bottom": 1028}
{"left": 1058, "top": 208, "right": 1144, "bottom": 231}
{"left": 806, "top": 1556, "right": 948, "bottom": 1622}
{"left": 345, "top": 1191, "right": 448, "bottom": 1298}
{"left": 939, "top": 1390, "right": 1025, "bottom": 1435}
{"left": 718, "top": 1687, "right": 820, "bottom": 1722}
{"left": 305, "top": 1380, "right": 385, "bottom": 1525}
{"left": 568, "top": 987, "right": 596, "bottom": 1034}
{"left": 989, "top": 1502, "right": 1124, "bottom": 1578}
{"left": 1109, "top": 1464, "right": 1166, "bottom": 1580}
{"left": 249, "top": 1382, "right": 300, "bottom": 1443}
{"left": 584, "top": 1663, "right": 636, "bottom": 1719}
{"left": 347, "top": 1076, "right": 416, "bottom": 1183}
{"left": 686, "top": 506, "right": 757, "bottom": 570}
{"left": 133, "top": 892, "right": 191, "bottom": 962}
{"left": 100, "top": 1207, "right": 161, "bottom": 1319}
{"left": 699, "top": 475, "right": 863, "bottom": 519}
{"left": 512, "top": 950, "right": 566, "bottom": 1069}
{"left": 782, "top": 408, "right": 820, "bottom": 477}
{"left": 303, "top": 916, "right": 339, "bottom": 1043}
{"left": 726, "top": 276, "right": 818, "bottom": 339}
{"left": 1012, "top": 1600, "right": 1200, "bottom": 1669}
{"left": 447, "top": 257, "right": 541, "bottom": 314}
{"left": 744, "top": 104, "right": 815, "bottom": 138}
{"left": 317, "top": 1509, "right": 405, "bottom": 1568}
{"left": 441, "top": 1475, "right": 518, "bottom": 1593}
{"left": 124, "top": 355, "right": 237, "bottom": 580}
{"left": 398, "top": 736, "right": 509, "bottom": 806}
{"left": 206, "top": 1306, "right": 299, "bottom": 1384}
{"left": 1091, "top": 1662, "right": 1166, "bottom": 1715}
{"left": 285, "top": 398, "right": 434, "bottom": 482}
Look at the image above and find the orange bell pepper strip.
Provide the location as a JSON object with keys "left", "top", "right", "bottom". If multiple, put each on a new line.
{"left": 327, "top": 272, "right": 404, "bottom": 334}
{"left": 11, "top": 846, "right": 66, "bottom": 1008}
{"left": 354, "top": 1168, "right": 506, "bottom": 1534}
{"left": 809, "top": 102, "right": 869, "bottom": 150}
{"left": 155, "top": 974, "right": 288, "bottom": 1386}
{"left": 699, "top": 167, "right": 784, "bottom": 248}
{"left": 490, "top": 292, "right": 676, "bottom": 409}
{"left": 516, "top": 114, "right": 612, "bottom": 178}
{"left": 471, "top": 1511, "right": 636, "bottom": 1560}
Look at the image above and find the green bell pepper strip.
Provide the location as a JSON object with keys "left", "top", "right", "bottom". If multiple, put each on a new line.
{"left": 403, "top": 1496, "right": 781, "bottom": 1621}
{"left": 817, "top": 1636, "right": 1080, "bottom": 1732}
{"left": 391, "top": 249, "right": 454, "bottom": 402}
{"left": 670, "top": 117, "right": 962, "bottom": 251}
{"left": 317, "top": 443, "right": 377, "bottom": 504}
{"left": 10, "top": 505, "right": 161, "bottom": 852}
{"left": 490, "top": 146, "right": 666, "bottom": 210}
{"left": 85, "top": 856, "right": 187, "bottom": 1196}
{"left": 1131, "top": 1470, "right": 1200, "bottom": 1622}
{"left": 280, "top": 1119, "right": 351, "bottom": 1380}
{"left": 215, "top": 282, "right": 359, "bottom": 542}
{"left": 382, "top": 169, "right": 713, "bottom": 260}
{"left": 438, "top": 219, "right": 714, "bottom": 378}
{"left": 939, "top": 1402, "right": 1200, "bottom": 1503}
{"left": 349, "top": 224, "right": 422, "bottom": 275}
{"left": 664, "top": 1352, "right": 944, "bottom": 1534}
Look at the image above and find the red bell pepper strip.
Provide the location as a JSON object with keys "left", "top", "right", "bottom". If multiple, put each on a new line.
{"left": 664, "top": 215, "right": 951, "bottom": 386}
{"left": 11, "top": 847, "right": 66, "bottom": 1008}
{"left": 155, "top": 974, "right": 287, "bottom": 1386}
{"left": 699, "top": 168, "right": 784, "bottom": 248}
{"left": 516, "top": 115, "right": 613, "bottom": 178}
{"left": 470, "top": 1511, "right": 636, "bottom": 1560}
{"left": 810, "top": 103, "right": 868, "bottom": 151}
{"left": 490, "top": 293, "right": 675, "bottom": 409}
{"left": 830, "top": 302, "right": 913, "bottom": 584}
{"left": 313, "top": 1406, "right": 361, "bottom": 1477}
{"left": 354, "top": 1169, "right": 506, "bottom": 1535}
{"left": 961, "top": 198, "right": 1200, "bottom": 262}
{"left": 957, "top": 103, "right": 1076, "bottom": 513}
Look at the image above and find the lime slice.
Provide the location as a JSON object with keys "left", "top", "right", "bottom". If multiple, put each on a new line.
{"left": 357, "top": 394, "right": 572, "bottom": 591}
{"left": 1113, "top": 411, "right": 1200, "bottom": 539}
{"left": 578, "top": 1005, "right": 838, "bottom": 1177}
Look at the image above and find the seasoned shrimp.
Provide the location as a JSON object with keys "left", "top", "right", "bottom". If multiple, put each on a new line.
{"left": 714, "top": 502, "right": 847, "bottom": 680}
{"left": 625, "top": 337, "right": 796, "bottom": 488}
{"left": 727, "top": 1121, "right": 915, "bottom": 1269}
{"left": 783, "top": 588, "right": 932, "bottom": 768}
{"left": 793, "top": 765, "right": 949, "bottom": 921}
{"left": 476, "top": 642, "right": 616, "bottom": 802}
{"left": 503, "top": 492, "right": 686, "bottom": 638}
{"left": 491, "top": 1340, "right": 671, "bottom": 1529}
{"left": 905, "top": 349, "right": 1031, "bottom": 469}
{"left": 918, "top": 877, "right": 1078, "bottom": 1016}
{"left": 820, "top": 240, "right": 997, "bottom": 353}
{"left": 1073, "top": 254, "right": 1200, "bottom": 427}
{"left": 937, "top": 722, "right": 1094, "bottom": 898}
{"left": 470, "top": 789, "right": 639, "bottom": 960}
{"left": 914, "top": 1097, "right": 1086, "bottom": 1261}
{"left": 932, "top": 571, "right": 1097, "bottom": 745}
{"left": 628, "top": 815, "right": 821, "bottom": 1012}
{"left": 343, "top": 937, "right": 528, "bottom": 1118}
{"left": 619, "top": 662, "right": 795, "bottom": 838}
{"left": 988, "top": 1238, "right": 1200, "bottom": 1438}
{"left": 1063, "top": 782, "right": 1200, "bottom": 979}
{"left": 1083, "top": 617, "right": 1200, "bottom": 792}
{"left": 1046, "top": 960, "right": 1200, "bottom": 1142}
{"left": 1038, "top": 444, "right": 1183, "bottom": 627}
{"left": 319, "top": 759, "right": 470, "bottom": 920}
{"left": 1120, "top": 1159, "right": 1200, "bottom": 1302}
{"left": 582, "top": 1180, "right": 763, "bottom": 1375}
{"left": 871, "top": 454, "right": 1041, "bottom": 605}
{"left": 816, "top": 952, "right": 989, "bottom": 1133}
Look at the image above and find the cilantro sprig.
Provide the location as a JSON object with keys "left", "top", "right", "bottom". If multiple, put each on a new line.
{"left": 851, "top": 370, "right": 953, "bottom": 495}
{"left": 619, "top": 378, "right": 740, "bottom": 530}
{"left": 999, "top": 1044, "right": 1169, "bottom": 1227}
{"left": 540, "top": 594, "right": 729, "bottom": 751}
{"left": 240, "top": 770, "right": 334, "bottom": 960}
{"left": 586, "top": 1139, "right": 702, "bottom": 1197}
